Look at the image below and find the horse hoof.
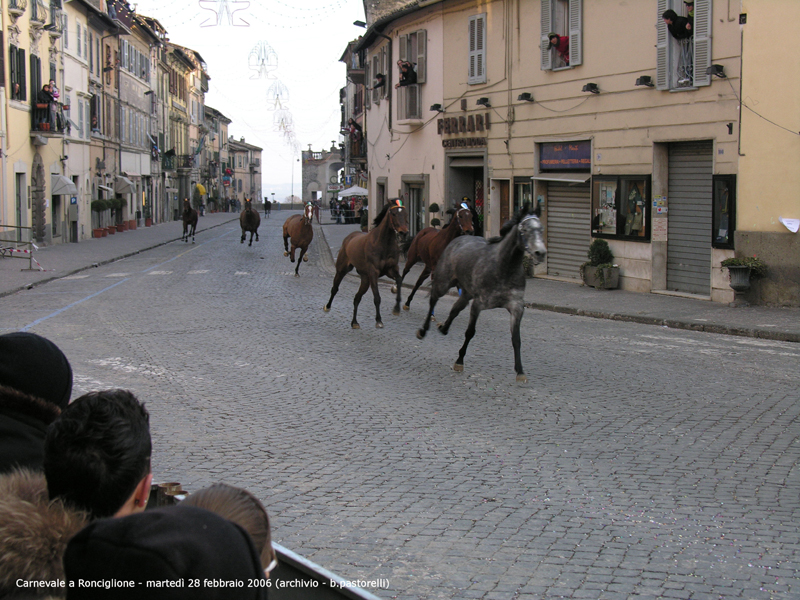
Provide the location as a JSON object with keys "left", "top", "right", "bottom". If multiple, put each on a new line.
{"left": 403, "top": 305, "right": 410, "bottom": 311}
{"left": 283, "top": 251, "right": 289, "bottom": 257}
{"left": 453, "top": 363, "right": 464, "bottom": 372}
{"left": 241, "top": 240, "right": 244, "bottom": 244}
{"left": 437, "top": 324, "right": 448, "bottom": 335}
{"left": 391, "top": 285, "right": 397, "bottom": 294}
{"left": 516, "top": 374, "right": 528, "bottom": 383}
{"left": 416, "top": 329, "right": 425, "bottom": 340}
{"left": 294, "top": 273, "right": 300, "bottom": 278}
{"left": 303, "top": 256, "right": 309, "bottom": 262}
{"left": 376, "top": 322, "right": 384, "bottom": 329}
{"left": 392, "top": 310, "right": 400, "bottom": 317}
{"left": 323, "top": 306, "right": 330, "bottom": 313}
{"left": 352, "top": 323, "right": 360, "bottom": 330}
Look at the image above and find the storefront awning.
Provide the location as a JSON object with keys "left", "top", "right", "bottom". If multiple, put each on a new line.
{"left": 51, "top": 175, "right": 78, "bottom": 196}
{"left": 124, "top": 172, "right": 141, "bottom": 178}
{"left": 115, "top": 176, "right": 135, "bottom": 194}
{"left": 98, "top": 185, "right": 114, "bottom": 193}
{"left": 531, "top": 175, "right": 591, "bottom": 185}
{"left": 449, "top": 158, "right": 485, "bottom": 168}
{"left": 195, "top": 183, "right": 207, "bottom": 195}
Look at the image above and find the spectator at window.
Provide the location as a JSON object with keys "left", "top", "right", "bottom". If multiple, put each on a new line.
{"left": 547, "top": 33, "right": 570, "bottom": 66}
{"left": 347, "top": 118, "right": 362, "bottom": 140}
{"left": 394, "top": 60, "right": 417, "bottom": 88}
{"left": 372, "top": 73, "right": 385, "bottom": 90}
{"left": 662, "top": 9, "right": 693, "bottom": 40}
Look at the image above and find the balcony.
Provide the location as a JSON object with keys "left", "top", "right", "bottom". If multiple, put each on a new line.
{"left": 44, "top": 7, "right": 65, "bottom": 36}
{"left": 162, "top": 155, "right": 176, "bottom": 171}
{"left": 177, "top": 154, "right": 193, "bottom": 169}
{"left": 8, "top": 0, "right": 27, "bottom": 17}
{"left": 30, "top": 102, "right": 68, "bottom": 135}
{"left": 30, "top": 0, "right": 48, "bottom": 25}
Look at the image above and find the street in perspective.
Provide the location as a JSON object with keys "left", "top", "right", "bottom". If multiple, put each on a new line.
{"left": 2, "top": 213, "right": 798, "bottom": 599}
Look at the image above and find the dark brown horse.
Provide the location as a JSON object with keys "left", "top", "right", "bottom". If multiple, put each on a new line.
{"left": 324, "top": 201, "right": 409, "bottom": 329}
{"left": 282, "top": 203, "right": 314, "bottom": 276}
{"left": 400, "top": 206, "right": 474, "bottom": 311}
{"left": 240, "top": 198, "right": 261, "bottom": 246}
{"left": 181, "top": 198, "right": 198, "bottom": 243}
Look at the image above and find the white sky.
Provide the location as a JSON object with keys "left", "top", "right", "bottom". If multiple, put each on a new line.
{"left": 130, "top": 0, "right": 366, "bottom": 200}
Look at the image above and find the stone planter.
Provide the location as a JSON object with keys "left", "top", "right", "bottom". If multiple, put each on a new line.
{"left": 727, "top": 265, "right": 751, "bottom": 292}
{"left": 116, "top": 223, "right": 125, "bottom": 232}
{"left": 128, "top": 219, "right": 137, "bottom": 230}
{"left": 107, "top": 226, "right": 116, "bottom": 235}
{"left": 581, "top": 265, "right": 620, "bottom": 290}
{"left": 145, "top": 218, "right": 153, "bottom": 227}
{"left": 93, "top": 228, "right": 105, "bottom": 238}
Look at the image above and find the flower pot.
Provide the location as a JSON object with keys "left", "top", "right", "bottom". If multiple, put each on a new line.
{"left": 107, "top": 226, "right": 116, "bottom": 235}
{"left": 145, "top": 218, "right": 152, "bottom": 227}
{"left": 102, "top": 229, "right": 108, "bottom": 237}
{"left": 93, "top": 228, "right": 105, "bottom": 238}
{"left": 128, "top": 219, "right": 136, "bottom": 230}
{"left": 582, "top": 265, "right": 620, "bottom": 289}
{"left": 116, "top": 223, "right": 125, "bottom": 232}
{"left": 727, "top": 265, "right": 751, "bottom": 292}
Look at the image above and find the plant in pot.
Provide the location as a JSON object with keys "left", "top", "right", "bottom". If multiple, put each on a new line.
{"left": 721, "top": 255, "right": 767, "bottom": 306}
{"left": 580, "top": 239, "right": 620, "bottom": 289}
{"left": 91, "top": 200, "right": 109, "bottom": 237}
{"left": 428, "top": 202, "right": 441, "bottom": 228}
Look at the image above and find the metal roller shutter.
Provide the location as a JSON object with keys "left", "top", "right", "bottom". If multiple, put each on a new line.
{"left": 667, "top": 141, "right": 713, "bottom": 294}
{"left": 546, "top": 182, "right": 591, "bottom": 279}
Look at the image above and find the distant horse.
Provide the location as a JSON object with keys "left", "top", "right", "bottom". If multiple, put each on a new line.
{"left": 264, "top": 200, "right": 271, "bottom": 218}
{"left": 181, "top": 199, "right": 198, "bottom": 243}
{"left": 416, "top": 204, "right": 546, "bottom": 382}
{"left": 400, "top": 206, "right": 474, "bottom": 311}
{"left": 240, "top": 198, "right": 261, "bottom": 246}
{"left": 324, "top": 201, "right": 409, "bottom": 329}
{"left": 282, "top": 203, "right": 314, "bottom": 276}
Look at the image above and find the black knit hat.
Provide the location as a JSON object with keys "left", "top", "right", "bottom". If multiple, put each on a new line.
{"left": 0, "top": 332, "right": 72, "bottom": 409}
{"left": 64, "top": 505, "right": 268, "bottom": 599}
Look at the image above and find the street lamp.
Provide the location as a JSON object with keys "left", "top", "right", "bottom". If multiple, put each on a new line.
{"left": 290, "top": 157, "right": 299, "bottom": 206}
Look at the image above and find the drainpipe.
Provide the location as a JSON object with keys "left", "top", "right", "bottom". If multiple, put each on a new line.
{"left": 1, "top": 86, "right": 8, "bottom": 227}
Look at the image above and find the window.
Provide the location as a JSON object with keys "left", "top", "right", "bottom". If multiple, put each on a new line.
{"left": 90, "top": 94, "right": 101, "bottom": 133}
{"left": 372, "top": 54, "right": 380, "bottom": 104}
{"left": 84, "top": 27, "right": 88, "bottom": 62}
{"left": 591, "top": 176, "right": 651, "bottom": 241}
{"left": 78, "top": 99, "right": 84, "bottom": 139}
{"left": 29, "top": 54, "right": 41, "bottom": 108}
{"left": 540, "top": 0, "right": 582, "bottom": 70}
{"left": 397, "top": 30, "right": 426, "bottom": 120}
{"left": 63, "top": 15, "right": 68, "bottom": 48}
{"left": 468, "top": 14, "right": 486, "bottom": 84}
{"left": 76, "top": 22, "right": 81, "bottom": 57}
{"left": 89, "top": 33, "right": 93, "bottom": 71}
{"left": 712, "top": 175, "right": 735, "bottom": 249}
{"left": 656, "top": 0, "right": 711, "bottom": 89}
{"left": 10, "top": 45, "right": 26, "bottom": 101}
{"left": 514, "top": 178, "right": 532, "bottom": 216}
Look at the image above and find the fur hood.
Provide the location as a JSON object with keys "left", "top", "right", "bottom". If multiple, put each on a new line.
{"left": 0, "top": 469, "right": 89, "bottom": 598}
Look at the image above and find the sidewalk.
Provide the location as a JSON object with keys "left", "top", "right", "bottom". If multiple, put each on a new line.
{"left": 316, "top": 219, "right": 800, "bottom": 343}
{"left": 0, "top": 212, "right": 239, "bottom": 298}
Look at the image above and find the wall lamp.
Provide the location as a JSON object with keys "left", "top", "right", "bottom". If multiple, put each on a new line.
{"left": 430, "top": 103, "right": 444, "bottom": 112}
{"left": 517, "top": 92, "right": 534, "bottom": 102}
{"left": 582, "top": 83, "right": 600, "bottom": 94}
{"left": 476, "top": 97, "right": 491, "bottom": 107}
{"left": 144, "top": 90, "right": 154, "bottom": 95}
{"left": 635, "top": 75, "right": 654, "bottom": 87}
{"left": 706, "top": 64, "right": 726, "bottom": 78}
{"left": 353, "top": 20, "right": 366, "bottom": 28}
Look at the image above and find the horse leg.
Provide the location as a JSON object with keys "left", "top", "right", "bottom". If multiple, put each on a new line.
{"left": 404, "top": 267, "right": 431, "bottom": 310}
{"left": 351, "top": 275, "right": 371, "bottom": 329}
{"left": 509, "top": 304, "right": 526, "bottom": 383}
{"left": 289, "top": 245, "right": 297, "bottom": 263}
{"left": 416, "top": 291, "right": 441, "bottom": 339}
{"left": 294, "top": 247, "right": 306, "bottom": 277}
{"left": 438, "top": 291, "right": 471, "bottom": 336}
{"left": 368, "top": 273, "right": 385, "bottom": 328}
{"left": 283, "top": 232, "right": 289, "bottom": 255}
{"left": 324, "top": 265, "right": 352, "bottom": 312}
{"left": 454, "top": 302, "right": 482, "bottom": 372}
{"left": 241, "top": 230, "right": 245, "bottom": 244}
{"left": 249, "top": 231, "right": 254, "bottom": 246}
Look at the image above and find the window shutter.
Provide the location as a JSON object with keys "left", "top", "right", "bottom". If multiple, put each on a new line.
{"left": 364, "top": 59, "right": 371, "bottom": 110}
{"left": 408, "top": 85, "right": 420, "bottom": 119}
{"left": 372, "top": 54, "right": 380, "bottom": 104}
{"left": 21, "top": 49, "right": 27, "bottom": 101}
{"left": 568, "top": 0, "right": 582, "bottom": 67}
{"left": 655, "top": 0, "right": 669, "bottom": 90}
{"left": 468, "top": 14, "right": 486, "bottom": 84}
{"left": 76, "top": 23, "right": 82, "bottom": 57}
{"left": 10, "top": 46, "right": 17, "bottom": 94}
{"left": 79, "top": 99, "right": 84, "bottom": 139}
{"left": 692, "top": 0, "right": 712, "bottom": 87}
{"left": 63, "top": 15, "right": 68, "bottom": 48}
{"left": 382, "top": 45, "right": 389, "bottom": 98}
{"left": 540, "top": 0, "right": 552, "bottom": 71}
{"left": 416, "top": 30, "right": 427, "bottom": 84}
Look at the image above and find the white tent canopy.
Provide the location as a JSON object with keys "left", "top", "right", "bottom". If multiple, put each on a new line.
{"left": 338, "top": 186, "right": 368, "bottom": 198}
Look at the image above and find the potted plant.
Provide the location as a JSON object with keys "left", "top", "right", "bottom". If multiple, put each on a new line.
{"left": 721, "top": 255, "right": 767, "bottom": 298}
{"left": 429, "top": 203, "right": 440, "bottom": 228}
{"left": 580, "top": 239, "right": 620, "bottom": 289}
{"left": 91, "top": 200, "right": 109, "bottom": 237}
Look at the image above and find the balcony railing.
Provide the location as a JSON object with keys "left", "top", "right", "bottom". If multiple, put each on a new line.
{"left": 31, "top": 102, "right": 68, "bottom": 134}
{"left": 31, "top": 0, "right": 48, "bottom": 23}
{"left": 8, "top": 0, "right": 27, "bottom": 14}
{"left": 162, "top": 155, "right": 176, "bottom": 170}
{"left": 177, "top": 154, "right": 193, "bottom": 169}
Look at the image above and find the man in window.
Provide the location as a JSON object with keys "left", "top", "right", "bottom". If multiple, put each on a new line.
{"left": 662, "top": 9, "right": 692, "bottom": 39}
{"left": 371, "top": 73, "right": 385, "bottom": 90}
{"left": 394, "top": 60, "right": 417, "bottom": 88}
{"left": 547, "top": 33, "right": 569, "bottom": 66}
{"left": 662, "top": 8, "right": 694, "bottom": 85}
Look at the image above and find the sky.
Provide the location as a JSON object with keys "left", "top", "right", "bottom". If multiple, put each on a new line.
{"left": 130, "top": 0, "right": 366, "bottom": 201}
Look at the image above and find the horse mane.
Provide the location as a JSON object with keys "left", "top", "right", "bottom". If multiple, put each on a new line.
{"left": 487, "top": 202, "right": 534, "bottom": 244}
{"left": 372, "top": 203, "right": 391, "bottom": 227}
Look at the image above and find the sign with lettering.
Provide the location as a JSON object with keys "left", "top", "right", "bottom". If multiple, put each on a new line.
{"left": 539, "top": 141, "right": 591, "bottom": 170}
{"left": 437, "top": 112, "right": 491, "bottom": 136}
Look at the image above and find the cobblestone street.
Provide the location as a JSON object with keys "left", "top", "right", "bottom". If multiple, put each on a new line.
{"left": 3, "top": 215, "right": 799, "bottom": 599}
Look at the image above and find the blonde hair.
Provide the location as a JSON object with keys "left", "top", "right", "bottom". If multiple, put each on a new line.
{"left": 182, "top": 483, "right": 275, "bottom": 568}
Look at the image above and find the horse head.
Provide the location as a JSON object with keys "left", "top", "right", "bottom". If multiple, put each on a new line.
{"left": 387, "top": 202, "right": 409, "bottom": 238}
{"left": 518, "top": 214, "right": 547, "bottom": 264}
{"left": 455, "top": 207, "right": 474, "bottom": 234}
{"left": 303, "top": 203, "right": 314, "bottom": 224}
{"left": 243, "top": 198, "right": 252, "bottom": 211}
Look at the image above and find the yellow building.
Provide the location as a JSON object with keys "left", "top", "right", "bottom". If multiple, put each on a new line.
{"left": 357, "top": 0, "right": 799, "bottom": 306}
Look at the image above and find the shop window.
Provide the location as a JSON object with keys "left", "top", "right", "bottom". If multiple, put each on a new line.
{"left": 712, "top": 174, "right": 735, "bottom": 249}
{"left": 514, "top": 177, "right": 532, "bottom": 216}
{"left": 656, "top": 0, "right": 711, "bottom": 89}
{"left": 591, "top": 176, "right": 650, "bottom": 241}
{"left": 540, "top": 0, "right": 582, "bottom": 71}
{"left": 468, "top": 14, "right": 486, "bottom": 84}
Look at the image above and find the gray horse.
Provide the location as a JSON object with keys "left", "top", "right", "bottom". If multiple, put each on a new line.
{"left": 416, "top": 204, "right": 546, "bottom": 382}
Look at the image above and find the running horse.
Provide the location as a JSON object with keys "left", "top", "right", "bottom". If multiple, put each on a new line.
{"left": 181, "top": 198, "right": 198, "bottom": 243}
{"left": 400, "top": 205, "right": 474, "bottom": 311}
{"left": 282, "top": 203, "right": 314, "bottom": 276}
{"left": 240, "top": 197, "right": 261, "bottom": 246}
{"left": 324, "top": 200, "right": 409, "bottom": 329}
{"left": 416, "top": 203, "right": 546, "bottom": 382}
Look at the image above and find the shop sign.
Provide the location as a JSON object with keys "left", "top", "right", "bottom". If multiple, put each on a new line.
{"left": 442, "top": 138, "right": 487, "bottom": 148}
{"left": 327, "top": 183, "right": 344, "bottom": 191}
{"left": 437, "top": 112, "right": 491, "bottom": 136}
{"left": 539, "top": 141, "right": 591, "bottom": 170}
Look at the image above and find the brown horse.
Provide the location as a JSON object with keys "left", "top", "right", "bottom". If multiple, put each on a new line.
{"left": 181, "top": 199, "right": 198, "bottom": 243}
{"left": 400, "top": 206, "right": 474, "bottom": 311}
{"left": 240, "top": 198, "right": 261, "bottom": 246}
{"left": 282, "top": 203, "right": 314, "bottom": 276}
{"left": 324, "top": 201, "right": 409, "bottom": 329}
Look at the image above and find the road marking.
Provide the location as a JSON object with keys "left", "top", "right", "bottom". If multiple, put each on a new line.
{"left": 61, "top": 275, "right": 89, "bottom": 280}
{"left": 235, "top": 271, "right": 250, "bottom": 275}
{"left": 105, "top": 273, "right": 130, "bottom": 277}
{"left": 21, "top": 279, "right": 129, "bottom": 331}
{"left": 188, "top": 270, "right": 209, "bottom": 274}
{"left": 148, "top": 271, "right": 173, "bottom": 275}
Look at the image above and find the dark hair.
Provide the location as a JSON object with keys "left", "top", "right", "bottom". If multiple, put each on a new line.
{"left": 44, "top": 389, "right": 151, "bottom": 519}
{"left": 662, "top": 9, "right": 678, "bottom": 20}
